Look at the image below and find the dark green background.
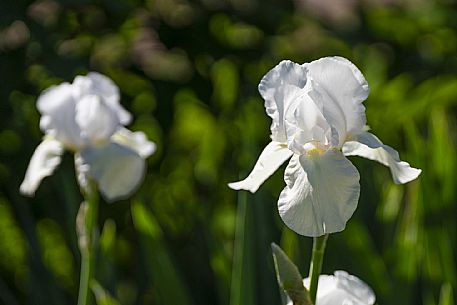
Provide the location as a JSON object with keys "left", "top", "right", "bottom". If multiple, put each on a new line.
{"left": 0, "top": 0, "right": 456, "bottom": 304}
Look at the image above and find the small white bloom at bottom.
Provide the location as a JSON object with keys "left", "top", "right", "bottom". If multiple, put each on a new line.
{"left": 287, "top": 271, "right": 375, "bottom": 305}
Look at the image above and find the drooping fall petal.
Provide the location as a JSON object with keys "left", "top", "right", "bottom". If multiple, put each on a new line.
{"left": 342, "top": 132, "right": 422, "bottom": 184}
{"left": 78, "top": 142, "right": 146, "bottom": 202}
{"left": 278, "top": 151, "right": 360, "bottom": 237}
{"left": 228, "top": 141, "right": 293, "bottom": 193}
{"left": 20, "top": 138, "right": 64, "bottom": 196}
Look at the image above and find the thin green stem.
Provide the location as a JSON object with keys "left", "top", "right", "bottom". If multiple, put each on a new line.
{"left": 308, "top": 234, "right": 328, "bottom": 305}
{"left": 77, "top": 183, "right": 99, "bottom": 305}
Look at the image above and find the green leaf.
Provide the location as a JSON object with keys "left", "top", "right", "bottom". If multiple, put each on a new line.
{"left": 271, "top": 243, "right": 312, "bottom": 305}
{"left": 230, "top": 192, "right": 256, "bottom": 305}
{"left": 131, "top": 201, "right": 193, "bottom": 305}
{"left": 90, "top": 280, "right": 120, "bottom": 305}
{"left": 438, "top": 283, "right": 454, "bottom": 305}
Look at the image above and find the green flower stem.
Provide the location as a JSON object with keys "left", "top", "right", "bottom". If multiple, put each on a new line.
{"left": 308, "top": 234, "right": 328, "bottom": 305}
{"left": 77, "top": 183, "right": 99, "bottom": 305}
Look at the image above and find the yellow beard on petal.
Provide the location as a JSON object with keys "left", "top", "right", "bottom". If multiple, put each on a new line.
{"left": 303, "top": 141, "right": 327, "bottom": 157}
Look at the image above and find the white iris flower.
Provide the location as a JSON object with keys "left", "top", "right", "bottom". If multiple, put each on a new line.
{"left": 229, "top": 57, "right": 421, "bottom": 236}
{"left": 20, "top": 72, "right": 156, "bottom": 201}
{"left": 289, "top": 271, "right": 376, "bottom": 305}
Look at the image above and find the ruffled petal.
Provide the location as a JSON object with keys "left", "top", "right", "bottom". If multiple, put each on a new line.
{"left": 37, "top": 83, "right": 83, "bottom": 148}
{"left": 111, "top": 128, "right": 156, "bottom": 158}
{"left": 259, "top": 61, "right": 308, "bottom": 142}
{"left": 278, "top": 151, "right": 360, "bottom": 237}
{"left": 284, "top": 85, "right": 337, "bottom": 154}
{"left": 301, "top": 271, "right": 376, "bottom": 305}
{"left": 78, "top": 142, "right": 146, "bottom": 202}
{"left": 306, "top": 80, "right": 345, "bottom": 147}
{"left": 73, "top": 72, "right": 132, "bottom": 125}
{"left": 307, "top": 57, "right": 369, "bottom": 141}
{"left": 342, "top": 132, "right": 421, "bottom": 184}
{"left": 75, "top": 95, "right": 120, "bottom": 143}
{"left": 20, "top": 138, "right": 64, "bottom": 196}
{"left": 302, "top": 274, "right": 337, "bottom": 300}
{"left": 228, "top": 141, "right": 293, "bottom": 193}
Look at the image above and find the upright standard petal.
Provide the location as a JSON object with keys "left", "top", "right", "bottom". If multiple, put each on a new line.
{"left": 259, "top": 60, "right": 308, "bottom": 142}
{"left": 300, "top": 271, "right": 376, "bottom": 305}
{"left": 111, "top": 128, "right": 156, "bottom": 158}
{"left": 20, "top": 138, "right": 64, "bottom": 196}
{"left": 228, "top": 141, "right": 293, "bottom": 193}
{"left": 37, "top": 83, "right": 83, "bottom": 148}
{"left": 75, "top": 95, "right": 120, "bottom": 143}
{"left": 278, "top": 150, "right": 360, "bottom": 237}
{"left": 73, "top": 72, "right": 132, "bottom": 125}
{"left": 307, "top": 57, "right": 369, "bottom": 142}
{"left": 78, "top": 143, "right": 146, "bottom": 202}
{"left": 284, "top": 86, "right": 338, "bottom": 155}
{"left": 342, "top": 132, "right": 421, "bottom": 184}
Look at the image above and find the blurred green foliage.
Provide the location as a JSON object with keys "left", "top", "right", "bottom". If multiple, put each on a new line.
{"left": 0, "top": 0, "right": 456, "bottom": 304}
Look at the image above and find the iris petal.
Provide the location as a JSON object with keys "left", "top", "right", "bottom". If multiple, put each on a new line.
{"left": 78, "top": 143, "right": 146, "bottom": 202}
{"left": 75, "top": 95, "right": 120, "bottom": 143}
{"left": 73, "top": 72, "right": 132, "bottom": 125}
{"left": 111, "top": 128, "right": 156, "bottom": 158}
{"left": 228, "top": 141, "right": 293, "bottom": 193}
{"left": 342, "top": 132, "right": 421, "bottom": 184}
{"left": 20, "top": 138, "right": 64, "bottom": 196}
{"left": 278, "top": 151, "right": 360, "bottom": 237}
{"left": 300, "top": 271, "right": 376, "bottom": 305}
{"left": 37, "top": 83, "right": 83, "bottom": 148}
{"left": 259, "top": 60, "right": 308, "bottom": 142}
{"left": 307, "top": 57, "right": 369, "bottom": 142}
{"left": 284, "top": 87, "right": 336, "bottom": 154}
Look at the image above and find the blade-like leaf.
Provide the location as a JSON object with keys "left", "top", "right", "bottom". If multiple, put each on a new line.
{"left": 90, "top": 280, "right": 120, "bottom": 305}
{"left": 271, "top": 243, "right": 312, "bottom": 305}
{"left": 131, "top": 201, "right": 193, "bottom": 305}
{"left": 438, "top": 283, "right": 454, "bottom": 305}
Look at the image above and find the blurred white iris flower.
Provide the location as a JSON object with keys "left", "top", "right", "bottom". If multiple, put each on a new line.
{"left": 229, "top": 57, "right": 421, "bottom": 236}
{"left": 289, "top": 271, "right": 375, "bottom": 305}
{"left": 20, "top": 72, "right": 156, "bottom": 201}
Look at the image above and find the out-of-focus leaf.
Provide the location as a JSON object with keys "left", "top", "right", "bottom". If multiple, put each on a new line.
{"left": 377, "top": 184, "right": 403, "bottom": 223}
{"left": 0, "top": 198, "right": 28, "bottom": 279}
{"left": 438, "top": 283, "right": 454, "bottom": 305}
{"left": 131, "top": 201, "right": 193, "bottom": 305}
{"left": 131, "top": 201, "right": 161, "bottom": 239}
{"left": 211, "top": 58, "right": 239, "bottom": 111}
{"left": 209, "top": 14, "right": 263, "bottom": 49}
{"left": 367, "top": 9, "right": 419, "bottom": 46}
{"left": 99, "top": 220, "right": 116, "bottom": 254}
{"left": 395, "top": 181, "right": 423, "bottom": 282}
{"left": 172, "top": 89, "right": 225, "bottom": 184}
{"left": 36, "top": 218, "right": 75, "bottom": 290}
{"left": 342, "top": 222, "right": 391, "bottom": 296}
{"left": 229, "top": 191, "right": 256, "bottom": 305}
{"left": 91, "top": 280, "right": 120, "bottom": 305}
{"left": 429, "top": 109, "right": 456, "bottom": 208}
